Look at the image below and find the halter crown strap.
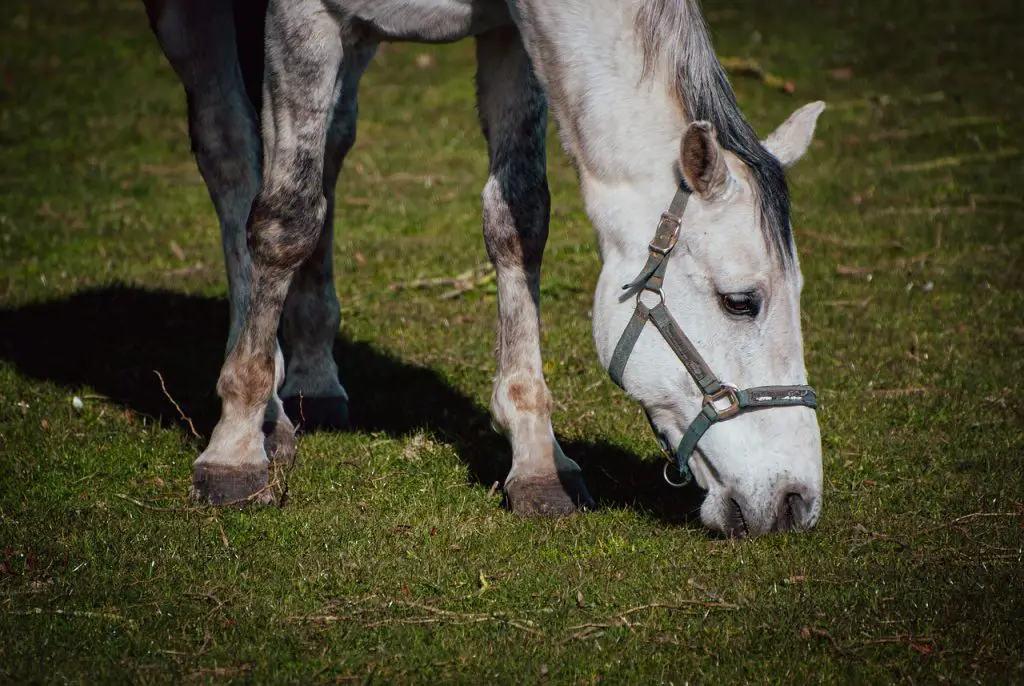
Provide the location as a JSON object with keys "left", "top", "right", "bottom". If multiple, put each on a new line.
{"left": 609, "top": 185, "right": 818, "bottom": 487}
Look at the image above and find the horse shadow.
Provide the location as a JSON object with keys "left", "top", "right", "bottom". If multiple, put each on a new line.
{"left": 0, "top": 285, "right": 704, "bottom": 525}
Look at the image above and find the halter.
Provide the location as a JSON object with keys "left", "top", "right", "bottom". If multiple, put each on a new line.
{"left": 607, "top": 186, "right": 818, "bottom": 487}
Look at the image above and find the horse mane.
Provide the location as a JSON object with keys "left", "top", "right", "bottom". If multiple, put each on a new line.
{"left": 634, "top": 0, "right": 795, "bottom": 267}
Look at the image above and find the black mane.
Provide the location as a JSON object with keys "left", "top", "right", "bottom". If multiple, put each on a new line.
{"left": 636, "top": 0, "right": 795, "bottom": 267}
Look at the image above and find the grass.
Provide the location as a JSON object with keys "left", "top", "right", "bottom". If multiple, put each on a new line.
{"left": 1, "top": 0, "right": 1022, "bottom": 682}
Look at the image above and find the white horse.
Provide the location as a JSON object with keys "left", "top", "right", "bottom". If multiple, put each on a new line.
{"left": 144, "top": 0, "right": 825, "bottom": 536}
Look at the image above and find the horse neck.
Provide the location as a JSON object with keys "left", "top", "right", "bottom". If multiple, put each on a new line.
{"left": 516, "top": 0, "right": 690, "bottom": 264}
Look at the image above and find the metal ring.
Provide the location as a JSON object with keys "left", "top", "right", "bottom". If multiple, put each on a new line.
{"left": 637, "top": 287, "right": 666, "bottom": 309}
{"left": 663, "top": 461, "right": 692, "bottom": 488}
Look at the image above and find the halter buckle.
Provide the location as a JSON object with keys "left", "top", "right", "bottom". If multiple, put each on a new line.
{"left": 704, "top": 384, "right": 741, "bottom": 420}
{"left": 649, "top": 214, "right": 682, "bottom": 255}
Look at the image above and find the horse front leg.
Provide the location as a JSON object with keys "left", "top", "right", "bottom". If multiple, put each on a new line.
{"left": 279, "top": 42, "right": 377, "bottom": 432}
{"left": 146, "top": 0, "right": 296, "bottom": 468}
{"left": 475, "top": 26, "right": 594, "bottom": 515}
{"left": 191, "top": 0, "right": 344, "bottom": 505}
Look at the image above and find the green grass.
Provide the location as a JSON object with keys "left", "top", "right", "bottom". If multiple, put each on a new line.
{"left": 1, "top": 0, "right": 1022, "bottom": 682}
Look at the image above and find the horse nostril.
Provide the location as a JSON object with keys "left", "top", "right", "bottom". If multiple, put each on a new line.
{"left": 727, "top": 497, "right": 748, "bottom": 538}
{"left": 778, "top": 491, "right": 813, "bottom": 532}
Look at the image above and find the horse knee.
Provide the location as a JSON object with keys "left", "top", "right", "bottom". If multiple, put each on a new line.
{"left": 481, "top": 175, "right": 550, "bottom": 270}
{"left": 248, "top": 187, "right": 327, "bottom": 271}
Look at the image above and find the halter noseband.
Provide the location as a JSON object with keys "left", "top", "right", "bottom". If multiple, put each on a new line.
{"left": 607, "top": 186, "right": 818, "bottom": 487}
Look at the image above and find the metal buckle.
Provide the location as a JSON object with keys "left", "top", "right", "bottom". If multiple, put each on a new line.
{"left": 649, "top": 214, "right": 682, "bottom": 255}
{"left": 704, "top": 384, "right": 740, "bottom": 420}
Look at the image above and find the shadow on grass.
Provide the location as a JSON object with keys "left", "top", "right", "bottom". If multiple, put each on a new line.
{"left": 0, "top": 285, "right": 703, "bottom": 525}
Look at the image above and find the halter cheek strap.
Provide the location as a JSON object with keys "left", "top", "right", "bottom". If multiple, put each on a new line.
{"left": 608, "top": 186, "right": 818, "bottom": 487}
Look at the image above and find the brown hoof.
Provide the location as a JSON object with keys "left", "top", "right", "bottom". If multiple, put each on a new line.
{"left": 282, "top": 395, "right": 349, "bottom": 432}
{"left": 190, "top": 462, "right": 275, "bottom": 508}
{"left": 262, "top": 420, "right": 297, "bottom": 466}
{"left": 504, "top": 472, "right": 595, "bottom": 516}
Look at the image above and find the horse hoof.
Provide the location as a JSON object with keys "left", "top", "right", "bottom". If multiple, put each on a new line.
{"left": 282, "top": 395, "right": 349, "bottom": 432}
{"left": 190, "top": 462, "right": 275, "bottom": 508}
{"left": 263, "top": 419, "right": 297, "bottom": 465}
{"left": 504, "top": 472, "right": 595, "bottom": 516}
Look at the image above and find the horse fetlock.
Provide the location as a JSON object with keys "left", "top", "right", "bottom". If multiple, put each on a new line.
{"left": 280, "top": 350, "right": 349, "bottom": 431}
{"left": 217, "top": 350, "right": 276, "bottom": 411}
{"left": 262, "top": 395, "right": 297, "bottom": 464}
{"left": 282, "top": 394, "right": 349, "bottom": 433}
{"left": 491, "top": 375, "right": 552, "bottom": 429}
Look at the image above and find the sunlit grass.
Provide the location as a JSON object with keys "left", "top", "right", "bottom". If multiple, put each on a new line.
{"left": 1, "top": 0, "right": 1021, "bottom": 682}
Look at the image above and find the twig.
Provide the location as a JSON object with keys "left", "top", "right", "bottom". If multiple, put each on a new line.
{"left": 869, "top": 387, "right": 944, "bottom": 397}
{"left": 846, "top": 116, "right": 1001, "bottom": 143}
{"left": 8, "top": 607, "right": 138, "bottom": 628}
{"left": 916, "top": 511, "right": 1021, "bottom": 537}
{"left": 153, "top": 370, "right": 200, "bottom": 439}
{"left": 797, "top": 229, "right": 897, "bottom": 249}
{"left": 486, "top": 481, "right": 499, "bottom": 498}
{"left": 831, "top": 91, "right": 945, "bottom": 111}
{"left": 842, "top": 634, "right": 936, "bottom": 654}
{"left": 159, "top": 631, "right": 212, "bottom": 658}
{"left": 890, "top": 148, "right": 1020, "bottom": 173}
{"left": 375, "top": 601, "right": 541, "bottom": 634}
{"left": 217, "top": 521, "right": 230, "bottom": 549}
{"left": 187, "top": 665, "right": 252, "bottom": 680}
{"left": 388, "top": 263, "right": 497, "bottom": 300}
{"left": 720, "top": 57, "right": 794, "bottom": 93}
{"left": 822, "top": 297, "right": 873, "bottom": 308}
{"left": 161, "top": 262, "right": 207, "bottom": 278}
{"left": 563, "top": 600, "right": 738, "bottom": 643}
{"left": 115, "top": 493, "right": 202, "bottom": 513}
{"left": 440, "top": 269, "right": 496, "bottom": 300}
{"left": 687, "top": 579, "right": 733, "bottom": 606}
{"left": 836, "top": 264, "right": 873, "bottom": 276}
{"left": 186, "top": 592, "right": 226, "bottom": 620}
{"left": 850, "top": 523, "right": 909, "bottom": 552}
{"left": 643, "top": 599, "right": 736, "bottom": 612}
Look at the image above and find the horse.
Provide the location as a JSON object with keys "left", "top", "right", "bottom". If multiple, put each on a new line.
{"left": 142, "top": 0, "right": 826, "bottom": 536}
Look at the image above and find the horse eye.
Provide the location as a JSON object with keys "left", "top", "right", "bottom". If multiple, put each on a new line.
{"left": 721, "top": 292, "right": 760, "bottom": 318}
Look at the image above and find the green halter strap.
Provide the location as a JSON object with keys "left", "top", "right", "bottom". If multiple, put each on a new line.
{"left": 608, "top": 186, "right": 818, "bottom": 487}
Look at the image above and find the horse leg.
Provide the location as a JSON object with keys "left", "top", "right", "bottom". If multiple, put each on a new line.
{"left": 145, "top": 0, "right": 296, "bottom": 466}
{"left": 475, "top": 26, "right": 594, "bottom": 515}
{"left": 191, "top": 0, "right": 344, "bottom": 505}
{"left": 279, "top": 42, "right": 378, "bottom": 432}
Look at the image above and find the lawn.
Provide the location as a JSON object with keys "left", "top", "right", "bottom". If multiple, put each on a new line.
{"left": 1, "top": 0, "right": 1022, "bottom": 682}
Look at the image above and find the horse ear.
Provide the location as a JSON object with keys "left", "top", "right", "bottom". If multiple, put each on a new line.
{"left": 680, "top": 121, "right": 730, "bottom": 199}
{"left": 763, "top": 101, "right": 826, "bottom": 168}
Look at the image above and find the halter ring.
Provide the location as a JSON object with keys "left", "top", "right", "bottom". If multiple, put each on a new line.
{"left": 637, "top": 286, "right": 666, "bottom": 308}
{"left": 663, "top": 461, "right": 692, "bottom": 488}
